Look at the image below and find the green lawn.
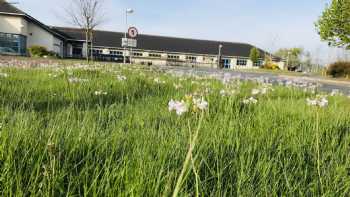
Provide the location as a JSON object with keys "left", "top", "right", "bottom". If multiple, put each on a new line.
{"left": 0, "top": 64, "right": 349, "bottom": 196}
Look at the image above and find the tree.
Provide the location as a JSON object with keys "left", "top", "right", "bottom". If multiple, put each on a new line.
{"left": 249, "top": 47, "right": 260, "bottom": 65}
{"left": 65, "top": 0, "right": 105, "bottom": 62}
{"left": 302, "top": 51, "right": 313, "bottom": 72}
{"left": 315, "top": 0, "right": 350, "bottom": 49}
{"left": 275, "top": 48, "right": 303, "bottom": 70}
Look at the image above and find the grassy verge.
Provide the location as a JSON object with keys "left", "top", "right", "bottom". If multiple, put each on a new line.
{"left": 0, "top": 64, "right": 349, "bottom": 196}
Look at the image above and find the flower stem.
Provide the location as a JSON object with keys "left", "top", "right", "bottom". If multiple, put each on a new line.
{"left": 316, "top": 109, "right": 323, "bottom": 194}
{"left": 172, "top": 113, "right": 204, "bottom": 197}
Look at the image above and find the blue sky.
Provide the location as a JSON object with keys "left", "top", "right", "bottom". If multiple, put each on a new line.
{"left": 16, "top": 0, "right": 350, "bottom": 64}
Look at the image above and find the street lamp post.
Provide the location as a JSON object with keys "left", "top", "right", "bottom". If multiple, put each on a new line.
{"left": 217, "top": 44, "right": 223, "bottom": 68}
{"left": 123, "top": 8, "right": 134, "bottom": 64}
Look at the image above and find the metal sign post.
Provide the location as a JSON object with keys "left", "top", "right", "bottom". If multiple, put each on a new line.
{"left": 122, "top": 27, "right": 138, "bottom": 64}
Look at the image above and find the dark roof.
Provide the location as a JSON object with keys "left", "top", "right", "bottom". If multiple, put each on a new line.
{"left": 52, "top": 26, "right": 279, "bottom": 59}
{"left": 0, "top": 0, "right": 25, "bottom": 15}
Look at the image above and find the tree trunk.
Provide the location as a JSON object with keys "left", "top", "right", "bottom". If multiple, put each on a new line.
{"left": 90, "top": 31, "right": 94, "bottom": 62}
{"left": 85, "top": 30, "right": 89, "bottom": 62}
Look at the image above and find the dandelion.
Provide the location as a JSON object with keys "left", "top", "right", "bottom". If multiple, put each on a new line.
{"left": 168, "top": 99, "right": 188, "bottom": 116}
{"left": 242, "top": 97, "right": 258, "bottom": 105}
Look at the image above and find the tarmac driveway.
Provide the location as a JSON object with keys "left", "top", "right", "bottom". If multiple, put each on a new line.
{"left": 158, "top": 65, "right": 350, "bottom": 95}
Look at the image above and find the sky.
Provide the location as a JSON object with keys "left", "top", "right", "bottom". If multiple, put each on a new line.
{"left": 15, "top": 0, "right": 350, "bottom": 64}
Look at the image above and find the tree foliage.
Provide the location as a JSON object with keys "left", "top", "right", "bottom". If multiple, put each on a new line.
{"left": 316, "top": 0, "right": 350, "bottom": 49}
{"left": 275, "top": 48, "right": 303, "bottom": 68}
{"left": 249, "top": 47, "right": 260, "bottom": 64}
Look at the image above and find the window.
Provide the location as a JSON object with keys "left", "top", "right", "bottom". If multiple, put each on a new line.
{"left": 186, "top": 56, "right": 197, "bottom": 62}
{"left": 168, "top": 55, "right": 180, "bottom": 60}
{"left": 92, "top": 49, "right": 102, "bottom": 54}
{"left": 237, "top": 59, "right": 247, "bottom": 66}
{"left": 149, "top": 53, "right": 161, "bottom": 58}
{"left": 254, "top": 60, "right": 264, "bottom": 67}
{"left": 0, "top": 32, "right": 26, "bottom": 55}
{"left": 110, "top": 51, "right": 123, "bottom": 56}
{"left": 223, "top": 59, "right": 231, "bottom": 68}
{"left": 133, "top": 52, "right": 143, "bottom": 57}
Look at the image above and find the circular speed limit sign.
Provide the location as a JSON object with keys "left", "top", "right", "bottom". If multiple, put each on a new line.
{"left": 128, "top": 27, "right": 138, "bottom": 38}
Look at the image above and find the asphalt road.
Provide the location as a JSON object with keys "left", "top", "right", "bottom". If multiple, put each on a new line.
{"left": 158, "top": 65, "right": 350, "bottom": 95}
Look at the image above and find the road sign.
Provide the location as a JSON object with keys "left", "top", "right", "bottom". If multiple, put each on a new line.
{"left": 122, "top": 38, "right": 137, "bottom": 48}
{"left": 128, "top": 27, "right": 138, "bottom": 38}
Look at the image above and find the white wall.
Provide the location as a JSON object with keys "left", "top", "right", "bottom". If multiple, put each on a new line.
{"left": 27, "top": 22, "right": 54, "bottom": 50}
{"left": 0, "top": 15, "right": 27, "bottom": 35}
{"left": 0, "top": 14, "right": 64, "bottom": 56}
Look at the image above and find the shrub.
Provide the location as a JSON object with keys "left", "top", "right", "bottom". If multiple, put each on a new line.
{"left": 326, "top": 61, "right": 350, "bottom": 78}
{"left": 28, "top": 45, "right": 49, "bottom": 57}
{"left": 28, "top": 46, "right": 59, "bottom": 58}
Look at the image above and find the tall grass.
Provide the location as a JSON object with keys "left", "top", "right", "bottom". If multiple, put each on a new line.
{"left": 0, "top": 65, "right": 349, "bottom": 196}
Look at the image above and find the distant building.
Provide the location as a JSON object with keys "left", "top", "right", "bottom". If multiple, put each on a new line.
{"left": 0, "top": 1, "right": 284, "bottom": 69}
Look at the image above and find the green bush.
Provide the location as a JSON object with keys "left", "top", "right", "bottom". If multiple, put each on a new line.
{"left": 28, "top": 45, "right": 49, "bottom": 57}
{"left": 326, "top": 61, "right": 350, "bottom": 78}
{"left": 28, "top": 46, "right": 59, "bottom": 58}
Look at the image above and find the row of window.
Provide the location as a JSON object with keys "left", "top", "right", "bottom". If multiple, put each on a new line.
{"left": 186, "top": 56, "right": 197, "bottom": 62}
{"left": 0, "top": 32, "right": 27, "bottom": 55}
{"left": 89, "top": 49, "right": 261, "bottom": 66}
{"left": 168, "top": 55, "right": 180, "bottom": 60}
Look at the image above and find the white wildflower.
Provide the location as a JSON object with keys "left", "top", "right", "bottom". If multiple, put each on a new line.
{"left": 68, "top": 77, "right": 89, "bottom": 83}
{"left": 0, "top": 73, "right": 8, "bottom": 78}
{"left": 94, "top": 90, "right": 107, "bottom": 96}
{"left": 48, "top": 73, "right": 58, "bottom": 78}
{"left": 330, "top": 89, "right": 342, "bottom": 96}
{"left": 318, "top": 97, "right": 328, "bottom": 108}
{"left": 251, "top": 89, "right": 260, "bottom": 95}
{"left": 173, "top": 83, "right": 183, "bottom": 90}
{"left": 243, "top": 97, "right": 258, "bottom": 105}
{"left": 306, "top": 96, "right": 328, "bottom": 108}
{"left": 306, "top": 98, "right": 318, "bottom": 106}
{"left": 168, "top": 99, "right": 188, "bottom": 116}
{"left": 193, "top": 97, "right": 208, "bottom": 111}
{"left": 220, "top": 90, "right": 227, "bottom": 97}
{"left": 260, "top": 88, "right": 268, "bottom": 95}
{"left": 117, "top": 75, "right": 127, "bottom": 81}
{"left": 154, "top": 78, "right": 165, "bottom": 84}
